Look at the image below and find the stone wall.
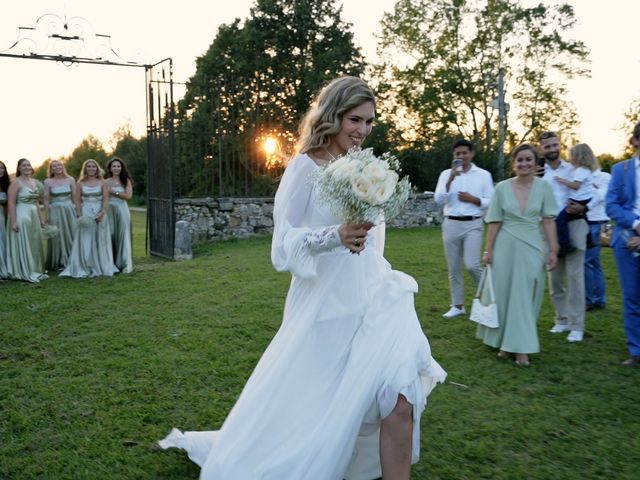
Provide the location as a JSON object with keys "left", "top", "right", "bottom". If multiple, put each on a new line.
{"left": 174, "top": 193, "right": 442, "bottom": 243}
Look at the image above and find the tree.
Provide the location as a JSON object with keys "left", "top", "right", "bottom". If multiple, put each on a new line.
{"left": 109, "top": 126, "right": 147, "bottom": 200}
{"left": 174, "top": 0, "right": 365, "bottom": 197}
{"left": 375, "top": 0, "right": 589, "bottom": 178}
{"left": 64, "top": 135, "right": 108, "bottom": 179}
{"left": 620, "top": 97, "right": 640, "bottom": 159}
{"left": 33, "top": 159, "right": 53, "bottom": 181}
{"left": 597, "top": 153, "right": 617, "bottom": 173}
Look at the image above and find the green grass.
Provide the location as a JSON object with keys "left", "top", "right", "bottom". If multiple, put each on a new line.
{"left": 1, "top": 215, "right": 639, "bottom": 479}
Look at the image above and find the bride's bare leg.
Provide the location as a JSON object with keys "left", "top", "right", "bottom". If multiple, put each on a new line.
{"left": 380, "top": 394, "right": 413, "bottom": 480}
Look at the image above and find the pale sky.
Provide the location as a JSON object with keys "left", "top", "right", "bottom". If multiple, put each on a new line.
{"left": 1, "top": 1, "right": 639, "bottom": 170}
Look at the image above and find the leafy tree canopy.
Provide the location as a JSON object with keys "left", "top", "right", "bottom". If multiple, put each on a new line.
{"left": 110, "top": 125, "right": 147, "bottom": 199}
{"left": 174, "top": 0, "right": 366, "bottom": 196}
{"left": 620, "top": 97, "right": 640, "bottom": 159}
{"left": 183, "top": 0, "right": 365, "bottom": 137}
{"left": 376, "top": 0, "right": 589, "bottom": 178}
{"left": 64, "top": 135, "right": 108, "bottom": 179}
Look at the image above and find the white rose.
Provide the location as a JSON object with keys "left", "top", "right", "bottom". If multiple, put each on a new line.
{"left": 361, "top": 161, "right": 388, "bottom": 183}
{"left": 369, "top": 171, "right": 398, "bottom": 204}
{"left": 329, "top": 159, "right": 358, "bottom": 182}
{"left": 351, "top": 172, "right": 375, "bottom": 202}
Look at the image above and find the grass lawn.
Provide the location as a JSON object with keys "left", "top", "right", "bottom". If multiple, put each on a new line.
{"left": 1, "top": 211, "right": 639, "bottom": 479}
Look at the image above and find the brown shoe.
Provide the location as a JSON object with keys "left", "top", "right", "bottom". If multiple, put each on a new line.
{"left": 622, "top": 356, "right": 640, "bottom": 366}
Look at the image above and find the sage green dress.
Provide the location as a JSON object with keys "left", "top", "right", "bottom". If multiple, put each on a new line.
{"left": 60, "top": 185, "right": 118, "bottom": 278}
{"left": 6, "top": 184, "right": 48, "bottom": 282}
{"left": 476, "top": 177, "right": 557, "bottom": 354}
{"left": 0, "top": 191, "right": 8, "bottom": 278}
{"left": 107, "top": 186, "right": 133, "bottom": 273}
{"left": 46, "top": 184, "right": 77, "bottom": 271}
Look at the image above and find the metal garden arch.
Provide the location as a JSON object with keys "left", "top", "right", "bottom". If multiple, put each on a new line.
{"left": 0, "top": 12, "right": 176, "bottom": 258}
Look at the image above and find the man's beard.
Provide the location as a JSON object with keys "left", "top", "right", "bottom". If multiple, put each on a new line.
{"left": 544, "top": 151, "right": 560, "bottom": 162}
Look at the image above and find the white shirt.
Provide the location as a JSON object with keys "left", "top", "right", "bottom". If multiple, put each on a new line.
{"left": 542, "top": 159, "right": 572, "bottom": 215}
{"left": 434, "top": 163, "right": 494, "bottom": 217}
{"left": 567, "top": 166, "right": 594, "bottom": 202}
{"left": 586, "top": 169, "right": 611, "bottom": 222}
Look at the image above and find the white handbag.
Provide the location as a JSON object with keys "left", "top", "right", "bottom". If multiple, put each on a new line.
{"left": 470, "top": 265, "right": 499, "bottom": 328}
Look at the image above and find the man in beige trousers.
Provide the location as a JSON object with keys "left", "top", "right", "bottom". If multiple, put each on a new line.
{"left": 539, "top": 131, "right": 588, "bottom": 342}
{"left": 434, "top": 139, "right": 494, "bottom": 318}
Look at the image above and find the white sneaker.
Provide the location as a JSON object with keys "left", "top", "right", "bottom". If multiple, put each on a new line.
{"left": 567, "top": 330, "right": 584, "bottom": 342}
{"left": 443, "top": 306, "right": 465, "bottom": 318}
{"left": 549, "top": 324, "right": 570, "bottom": 333}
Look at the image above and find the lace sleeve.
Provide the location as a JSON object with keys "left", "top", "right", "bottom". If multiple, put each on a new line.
{"left": 302, "top": 225, "right": 342, "bottom": 253}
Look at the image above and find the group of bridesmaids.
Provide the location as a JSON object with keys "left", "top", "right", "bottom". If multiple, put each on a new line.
{"left": 0, "top": 156, "right": 134, "bottom": 282}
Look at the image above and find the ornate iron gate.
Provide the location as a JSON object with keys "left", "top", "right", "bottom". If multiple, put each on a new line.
{"left": 1, "top": 13, "right": 177, "bottom": 259}
{"left": 145, "top": 58, "right": 175, "bottom": 258}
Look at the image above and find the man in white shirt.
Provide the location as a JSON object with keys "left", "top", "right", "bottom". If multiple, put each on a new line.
{"left": 585, "top": 167, "right": 611, "bottom": 310}
{"left": 434, "top": 139, "right": 494, "bottom": 318}
{"left": 539, "top": 131, "right": 588, "bottom": 342}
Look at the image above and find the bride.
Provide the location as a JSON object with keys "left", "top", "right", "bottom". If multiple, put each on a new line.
{"left": 159, "top": 76, "right": 446, "bottom": 480}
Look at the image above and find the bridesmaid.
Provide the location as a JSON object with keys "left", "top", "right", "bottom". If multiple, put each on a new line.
{"left": 43, "top": 160, "right": 77, "bottom": 271}
{"left": 60, "top": 159, "right": 118, "bottom": 278}
{"left": 105, "top": 157, "right": 134, "bottom": 273}
{"left": 6, "top": 158, "right": 48, "bottom": 282}
{"left": 0, "top": 160, "right": 10, "bottom": 279}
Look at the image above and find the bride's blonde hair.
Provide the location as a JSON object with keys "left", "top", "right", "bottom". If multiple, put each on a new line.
{"left": 296, "top": 76, "right": 375, "bottom": 155}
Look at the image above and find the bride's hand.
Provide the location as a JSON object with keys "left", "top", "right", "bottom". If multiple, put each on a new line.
{"left": 338, "top": 223, "right": 373, "bottom": 253}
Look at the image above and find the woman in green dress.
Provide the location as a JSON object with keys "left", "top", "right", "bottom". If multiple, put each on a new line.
{"left": 0, "top": 160, "right": 10, "bottom": 279}
{"left": 6, "top": 158, "right": 48, "bottom": 282}
{"left": 105, "top": 157, "right": 133, "bottom": 273}
{"left": 60, "top": 159, "right": 118, "bottom": 278}
{"left": 43, "top": 160, "right": 77, "bottom": 271}
{"left": 478, "top": 144, "right": 558, "bottom": 366}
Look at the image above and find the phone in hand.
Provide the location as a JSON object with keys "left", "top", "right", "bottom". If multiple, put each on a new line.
{"left": 537, "top": 155, "right": 546, "bottom": 177}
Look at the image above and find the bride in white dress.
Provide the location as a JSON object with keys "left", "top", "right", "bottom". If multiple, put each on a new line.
{"left": 159, "top": 76, "right": 446, "bottom": 480}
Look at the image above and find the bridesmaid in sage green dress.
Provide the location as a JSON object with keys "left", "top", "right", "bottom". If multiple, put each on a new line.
{"left": 60, "top": 159, "right": 118, "bottom": 278}
{"left": 43, "top": 160, "right": 78, "bottom": 271}
{"left": 0, "top": 160, "right": 10, "bottom": 279}
{"left": 478, "top": 144, "right": 558, "bottom": 366}
{"left": 105, "top": 157, "right": 134, "bottom": 273}
{"left": 6, "top": 158, "right": 48, "bottom": 282}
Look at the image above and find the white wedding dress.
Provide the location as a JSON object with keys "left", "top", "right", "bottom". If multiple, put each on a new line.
{"left": 159, "top": 153, "right": 446, "bottom": 479}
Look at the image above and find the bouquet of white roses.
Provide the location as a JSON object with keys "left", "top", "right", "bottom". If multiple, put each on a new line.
{"left": 313, "top": 147, "right": 411, "bottom": 223}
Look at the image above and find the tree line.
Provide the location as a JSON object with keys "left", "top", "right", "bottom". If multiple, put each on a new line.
{"left": 33, "top": 127, "right": 147, "bottom": 203}
{"left": 26, "top": 0, "right": 640, "bottom": 198}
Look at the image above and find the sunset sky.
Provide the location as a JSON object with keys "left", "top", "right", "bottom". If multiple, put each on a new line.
{"left": 1, "top": 1, "right": 639, "bottom": 170}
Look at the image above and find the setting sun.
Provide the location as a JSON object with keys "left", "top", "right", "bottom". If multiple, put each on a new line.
{"left": 263, "top": 137, "right": 278, "bottom": 155}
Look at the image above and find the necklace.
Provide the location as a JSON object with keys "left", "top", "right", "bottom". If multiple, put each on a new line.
{"left": 323, "top": 148, "right": 338, "bottom": 163}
